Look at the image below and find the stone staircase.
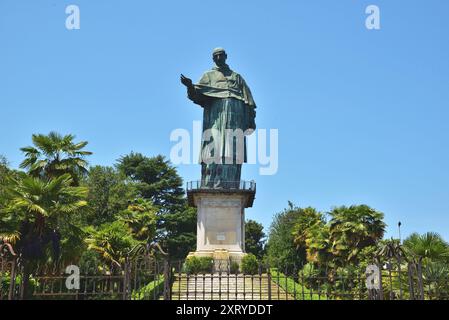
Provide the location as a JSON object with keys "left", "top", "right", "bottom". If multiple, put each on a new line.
{"left": 170, "top": 274, "right": 293, "bottom": 300}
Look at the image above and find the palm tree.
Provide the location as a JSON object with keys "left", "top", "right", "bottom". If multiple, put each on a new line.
{"left": 118, "top": 198, "right": 157, "bottom": 242}
{"left": 84, "top": 221, "right": 140, "bottom": 268}
{"left": 3, "top": 173, "right": 88, "bottom": 261}
{"left": 0, "top": 203, "right": 21, "bottom": 245}
{"left": 20, "top": 132, "right": 92, "bottom": 185}
{"left": 423, "top": 262, "right": 449, "bottom": 299}
{"left": 0, "top": 214, "right": 21, "bottom": 245}
{"left": 403, "top": 232, "right": 449, "bottom": 264}
{"left": 84, "top": 199, "right": 157, "bottom": 268}
{"left": 305, "top": 222, "right": 333, "bottom": 266}
{"left": 376, "top": 238, "right": 408, "bottom": 262}
{"left": 2, "top": 173, "right": 87, "bottom": 297}
{"left": 328, "top": 205, "right": 386, "bottom": 265}
{"left": 292, "top": 207, "right": 325, "bottom": 249}
{"left": 0, "top": 157, "right": 21, "bottom": 245}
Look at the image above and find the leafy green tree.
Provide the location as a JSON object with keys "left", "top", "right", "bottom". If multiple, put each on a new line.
{"left": 245, "top": 219, "right": 266, "bottom": 259}
{"left": 116, "top": 153, "right": 184, "bottom": 211}
{"left": 328, "top": 205, "right": 386, "bottom": 266}
{"left": 20, "top": 132, "right": 92, "bottom": 185}
{"left": 163, "top": 206, "right": 197, "bottom": 261}
{"left": 116, "top": 152, "right": 195, "bottom": 260}
{"left": 403, "top": 232, "right": 449, "bottom": 264}
{"left": 0, "top": 155, "right": 10, "bottom": 210}
{"left": 84, "top": 165, "right": 138, "bottom": 226}
{"left": 266, "top": 202, "right": 307, "bottom": 267}
{"left": 0, "top": 155, "right": 8, "bottom": 181}
{"left": 0, "top": 156, "right": 14, "bottom": 202}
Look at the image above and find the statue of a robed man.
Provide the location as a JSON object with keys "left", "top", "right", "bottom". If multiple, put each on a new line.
{"left": 181, "top": 48, "right": 257, "bottom": 188}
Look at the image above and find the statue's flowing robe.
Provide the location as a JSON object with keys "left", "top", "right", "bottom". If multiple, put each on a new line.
{"left": 187, "top": 64, "right": 256, "bottom": 188}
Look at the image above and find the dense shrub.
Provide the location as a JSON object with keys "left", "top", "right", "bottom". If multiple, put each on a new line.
{"left": 184, "top": 256, "right": 214, "bottom": 274}
{"left": 198, "top": 257, "right": 214, "bottom": 273}
{"left": 1, "top": 273, "right": 38, "bottom": 298}
{"left": 241, "top": 254, "right": 259, "bottom": 275}
{"left": 184, "top": 256, "right": 200, "bottom": 274}
{"left": 230, "top": 261, "right": 240, "bottom": 274}
{"left": 298, "top": 262, "right": 323, "bottom": 290}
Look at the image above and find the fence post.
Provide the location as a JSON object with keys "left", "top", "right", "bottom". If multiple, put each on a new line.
{"left": 407, "top": 263, "right": 416, "bottom": 300}
{"left": 8, "top": 257, "right": 17, "bottom": 300}
{"left": 267, "top": 264, "right": 272, "bottom": 300}
{"left": 163, "top": 259, "right": 171, "bottom": 300}
{"left": 416, "top": 261, "right": 424, "bottom": 300}
{"left": 377, "top": 262, "right": 384, "bottom": 300}
{"left": 397, "top": 255, "right": 403, "bottom": 300}
{"left": 123, "top": 259, "right": 129, "bottom": 300}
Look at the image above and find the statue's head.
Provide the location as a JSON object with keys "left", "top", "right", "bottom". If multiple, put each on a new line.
{"left": 212, "top": 47, "right": 227, "bottom": 67}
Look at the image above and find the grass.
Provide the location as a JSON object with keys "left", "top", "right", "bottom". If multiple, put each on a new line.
{"left": 270, "top": 269, "right": 328, "bottom": 300}
{"left": 131, "top": 276, "right": 165, "bottom": 300}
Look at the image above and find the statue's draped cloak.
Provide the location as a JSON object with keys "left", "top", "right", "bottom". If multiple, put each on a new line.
{"left": 187, "top": 64, "right": 256, "bottom": 187}
{"left": 194, "top": 66, "right": 256, "bottom": 108}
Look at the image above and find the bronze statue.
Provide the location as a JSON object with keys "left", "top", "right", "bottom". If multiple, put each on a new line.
{"left": 181, "top": 48, "right": 256, "bottom": 188}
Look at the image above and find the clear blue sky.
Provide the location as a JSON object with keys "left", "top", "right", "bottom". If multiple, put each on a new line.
{"left": 1, "top": 0, "right": 449, "bottom": 240}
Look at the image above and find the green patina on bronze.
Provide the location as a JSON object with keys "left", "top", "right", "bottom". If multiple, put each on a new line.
{"left": 181, "top": 48, "right": 256, "bottom": 188}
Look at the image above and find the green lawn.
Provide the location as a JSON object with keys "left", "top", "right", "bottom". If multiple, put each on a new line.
{"left": 270, "top": 269, "right": 328, "bottom": 300}
{"left": 131, "top": 276, "right": 165, "bottom": 300}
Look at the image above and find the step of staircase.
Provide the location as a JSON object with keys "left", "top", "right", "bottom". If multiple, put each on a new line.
{"left": 170, "top": 274, "right": 294, "bottom": 300}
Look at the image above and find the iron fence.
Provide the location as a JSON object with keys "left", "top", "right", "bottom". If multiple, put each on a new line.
{"left": 0, "top": 244, "right": 167, "bottom": 300}
{"left": 1, "top": 248, "right": 448, "bottom": 300}
{"left": 168, "top": 260, "right": 416, "bottom": 301}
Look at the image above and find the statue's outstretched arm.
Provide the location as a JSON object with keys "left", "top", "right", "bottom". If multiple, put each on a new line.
{"left": 181, "top": 73, "right": 208, "bottom": 107}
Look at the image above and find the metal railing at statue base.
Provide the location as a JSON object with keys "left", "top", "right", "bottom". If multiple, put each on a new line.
{"left": 186, "top": 180, "right": 256, "bottom": 192}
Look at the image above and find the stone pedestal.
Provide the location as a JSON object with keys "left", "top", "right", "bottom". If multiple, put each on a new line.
{"left": 187, "top": 184, "right": 255, "bottom": 265}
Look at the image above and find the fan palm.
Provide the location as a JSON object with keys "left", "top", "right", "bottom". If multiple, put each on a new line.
{"left": 422, "top": 262, "right": 449, "bottom": 299}
{"left": 118, "top": 198, "right": 157, "bottom": 242}
{"left": 376, "top": 238, "right": 408, "bottom": 262}
{"left": 328, "top": 205, "right": 386, "bottom": 265}
{"left": 3, "top": 173, "right": 88, "bottom": 260}
{"left": 305, "top": 223, "right": 333, "bottom": 266}
{"left": 20, "top": 132, "right": 92, "bottom": 185}
{"left": 84, "top": 221, "right": 140, "bottom": 267}
{"left": 292, "top": 207, "right": 325, "bottom": 248}
{"left": 0, "top": 157, "right": 20, "bottom": 244}
{"left": 403, "top": 232, "right": 449, "bottom": 264}
{"left": 0, "top": 209, "right": 21, "bottom": 245}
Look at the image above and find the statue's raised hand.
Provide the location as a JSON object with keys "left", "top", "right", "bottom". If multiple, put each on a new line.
{"left": 180, "top": 74, "right": 193, "bottom": 88}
